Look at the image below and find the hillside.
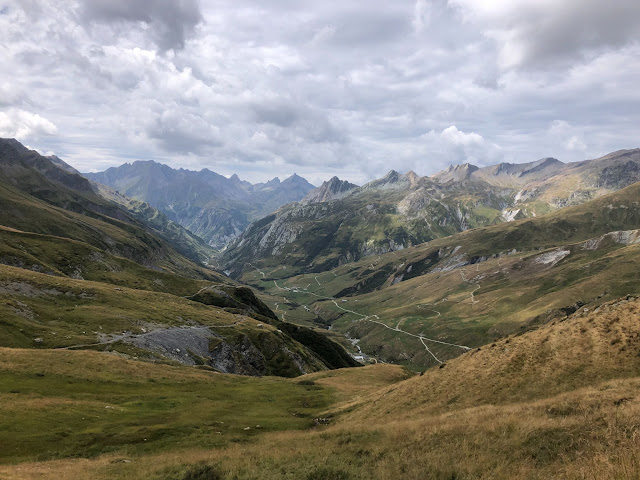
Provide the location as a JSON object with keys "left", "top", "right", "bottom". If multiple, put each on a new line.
{"left": 85, "top": 162, "right": 315, "bottom": 249}
{"left": 236, "top": 182, "right": 640, "bottom": 369}
{"left": 222, "top": 149, "right": 640, "bottom": 278}
{"left": 93, "top": 182, "right": 216, "bottom": 265}
{"left": 0, "top": 138, "right": 215, "bottom": 272}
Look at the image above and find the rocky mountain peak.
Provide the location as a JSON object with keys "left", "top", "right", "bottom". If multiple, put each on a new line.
{"left": 518, "top": 157, "right": 563, "bottom": 177}
{"left": 300, "top": 176, "right": 358, "bottom": 205}
{"left": 404, "top": 169, "right": 418, "bottom": 181}
{"left": 383, "top": 169, "right": 400, "bottom": 181}
{"left": 282, "top": 173, "right": 312, "bottom": 186}
{"left": 361, "top": 169, "right": 414, "bottom": 191}
{"left": 431, "top": 162, "right": 479, "bottom": 183}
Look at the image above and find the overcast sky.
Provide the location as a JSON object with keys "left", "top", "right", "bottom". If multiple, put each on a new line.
{"left": 1, "top": 0, "right": 639, "bottom": 185}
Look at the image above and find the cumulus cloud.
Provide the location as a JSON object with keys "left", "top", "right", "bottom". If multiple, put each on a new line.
{"left": 0, "top": 109, "right": 57, "bottom": 140}
{"left": 418, "top": 125, "right": 502, "bottom": 167}
{"left": 450, "top": 0, "right": 640, "bottom": 69}
{"left": 81, "top": 0, "right": 203, "bottom": 51}
{"left": 440, "top": 125, "right": 484, "bottom": 146}
{"left": 548, "top": 120, "right": 588, "bottom": 153}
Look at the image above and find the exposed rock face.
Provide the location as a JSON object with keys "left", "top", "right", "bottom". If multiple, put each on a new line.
{"left": 117, "top": 325, "right": 326, "bottom": 377}
{"left": 360, "top": 169, "right": 420, "bottom": 191}
{"left": 579, "top": 229, "right": 640, "bottom": 250}
{"left": 300, "top": 176, "right": 358, "bottom": 204}
{"left": 431, "top": 163, "right": 479, "bottom": 183}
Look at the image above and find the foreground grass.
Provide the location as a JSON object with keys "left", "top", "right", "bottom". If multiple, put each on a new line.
{"left": 1, "top": 379, "right": 638, "bottom": 479}
{"left": 0, "top": 348, "right": 342, "bottom": 464}
{"left": 0, "top": 298, "right": 639, "bottom": 479}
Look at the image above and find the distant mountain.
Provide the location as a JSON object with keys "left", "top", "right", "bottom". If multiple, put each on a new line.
{"left": 85, "top": 162, "right": 315, "bottom": 249}
{"left": 221, "top": 149, "right": 640, "bottom": 277}
{"left": 300, "top": 176, "right": 359, "bottom": 205}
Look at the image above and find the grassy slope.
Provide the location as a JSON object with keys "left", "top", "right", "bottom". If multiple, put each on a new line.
{"left": 0, "top": 348, "right": 335, "bottom": 464}
{"left": 0, "top": 264, "right": 237, "bottom": 349}
{"left": 0, "top": 226, "right": 223, "bottom": 294}
{"left": 0, "top": 139, "right": 218, "bottom": 278}
{"left": 0, "top": 297, "right": 638, "bottom": 479}
{"left": 0, "top": 179, "right": 212, "bottom": 278}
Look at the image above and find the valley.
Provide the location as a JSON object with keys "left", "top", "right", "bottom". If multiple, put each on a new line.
{"left": 1, "top": 138, "right": 639, "bottom": 479}
{"left": 235, "top": 181, "right": 640, "bottom": 369}
{"left": 1, "top": 295, "right": 639, "bottom": 479}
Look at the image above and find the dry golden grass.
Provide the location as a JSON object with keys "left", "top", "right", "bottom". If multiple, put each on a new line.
{"left": 1, "top": 376, "right": 638, "bottom": 479}
{"left": 345, "top": 296, "right": 640, "bottom": 421}
{"left": 303, "top": 363, "right": 413, "bottom": 404}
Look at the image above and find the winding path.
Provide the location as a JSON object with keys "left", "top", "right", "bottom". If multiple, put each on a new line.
{"left": 271, "top": 275, "right": 472, "bottom": 364}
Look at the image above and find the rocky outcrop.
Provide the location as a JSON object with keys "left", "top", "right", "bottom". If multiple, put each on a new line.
{"left": 115, "top": 324, "right": 326, "bottom": 377}
{"left": 300, "top": 176, "right": 358, "bottom": 205}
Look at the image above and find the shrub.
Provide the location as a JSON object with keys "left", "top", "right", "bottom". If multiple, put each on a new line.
{"left": 181, "top": 464, "right": 224, "bottom": 480}
{"left": 306, "top": 467, "right": 350, "bottom": 480}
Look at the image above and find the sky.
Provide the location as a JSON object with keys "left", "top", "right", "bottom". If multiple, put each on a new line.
{"left": 1, "top": 1, "right": 639, "bottom": 185}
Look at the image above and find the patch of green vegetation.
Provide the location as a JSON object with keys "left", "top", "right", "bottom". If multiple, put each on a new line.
{"left": 0, "top": 348, "right": 335, "bottom": 464}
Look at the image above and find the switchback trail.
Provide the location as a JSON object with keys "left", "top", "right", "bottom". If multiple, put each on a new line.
{"left": 269, "top": 277, "right": 472, "bottom": 364}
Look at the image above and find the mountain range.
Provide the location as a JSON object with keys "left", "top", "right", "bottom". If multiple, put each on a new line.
{"left": 221, "top": 149, "right": 640, "bottom": 277}
{"left": 85, "top": 161, "right": 315, "bottom": 249}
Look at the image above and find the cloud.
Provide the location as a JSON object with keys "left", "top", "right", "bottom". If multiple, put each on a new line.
{"left": 0, "top": 109, "right": 57, "bottom": 140}
{"left": 0, "top": 1, "right": 638, "bottom": 185}
{"left": 412, "top": 0, "right": 431, "bottom": 33}
{"left": 81, "top": 0, "right": 203, "bottom": 51}
{"left": 440, "top": 125, "right": 484, "bottom": 146}
{"left": 548, "top": 120, "right": 588, "bottom": 153}
{"left": 145, "top": 109, "right": 221, "bottom": 154}
{"left": 450, "top": 0, "right": 640, "bottom": 69}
